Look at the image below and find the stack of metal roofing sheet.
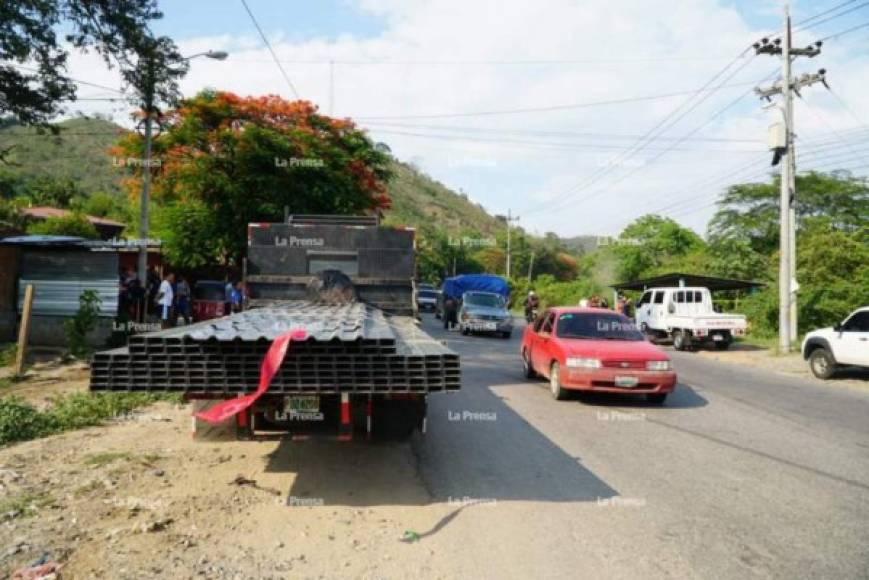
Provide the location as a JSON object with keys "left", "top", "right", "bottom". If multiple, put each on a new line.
{"left": 90, "top": 301, "right": 460, "bottom": 393}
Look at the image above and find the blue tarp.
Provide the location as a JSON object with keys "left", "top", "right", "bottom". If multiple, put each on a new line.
{"left": 442, "top": 274, "right": 509, "bottom": 300}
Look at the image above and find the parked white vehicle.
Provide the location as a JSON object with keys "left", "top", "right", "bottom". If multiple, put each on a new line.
{"left": 635, "top": 286, "right": 747, "bottom": 351}
{"left": 801, "top": 307, "right": 869, "bottom": 379}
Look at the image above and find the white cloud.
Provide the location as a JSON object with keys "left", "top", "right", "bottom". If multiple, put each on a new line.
{"left": 58, "top": 0, "right": 869, "bottom": 237}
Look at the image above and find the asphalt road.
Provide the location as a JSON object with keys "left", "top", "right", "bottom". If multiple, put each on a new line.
{"left": 412, "top": 314, "right": 869, "bottom": 579}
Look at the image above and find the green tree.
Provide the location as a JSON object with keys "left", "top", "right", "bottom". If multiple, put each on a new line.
{"left": 27, "top": 213, "right": 99, "bottom": 238}
{"left": 113, "top": 91, "right": 392, "bottom": 268}
{"left": 708, "top": 171, "right": 869, "bottom": 257}
{"left": 0, "top": 1, "right": 184, "bottom": 125}
{"left": 25, "top": 176, "right": 85, "bottom": 208}
{"left": 614, "top": 215, "right": 705, "bottom": 281}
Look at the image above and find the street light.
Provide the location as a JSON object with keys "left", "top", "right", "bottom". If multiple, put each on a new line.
{"left": 137, "top": 49, "right": 229, "bottom": 288}
{"left": 183, "top": 50, "right": 229, "bottom": 61}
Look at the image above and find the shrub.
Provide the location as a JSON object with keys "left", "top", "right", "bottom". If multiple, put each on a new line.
{"left": 64, "top": 289, "right": 102, "bottom": 358}
{"left": 0, "top": 397, "right": 56, "bottom": 444}
{"left": 0, "top": 392, "right": 177, "bottom": 447}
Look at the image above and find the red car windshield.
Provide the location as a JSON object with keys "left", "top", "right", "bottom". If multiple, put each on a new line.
{"left": 556, "top": 312, "right": 644, "bottom": 341}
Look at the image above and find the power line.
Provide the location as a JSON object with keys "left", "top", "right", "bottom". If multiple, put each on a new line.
{"left": 354, "top": 80, "right": 760, "bottom": 120}
{"left": 819, "top": 19, "right": 869, "bottom": 41}
{"left": 368, "top": 128, "right": 763, "bottom": 154}
{"left": 362, "top": 121, "right": 762, "bottom": 143}
{"left": 6, "top": 63, "right": 127, "bottom": 95}
{"left": 520, "top": 54, "right": 762, "bottom": 217}
{"left": 232, "top": 55, "right": 747, "bottom": 66}
{"left": 239, "top": 0, "right": 301, "bottom": 99}
{"left": 531, "top": 60, "right": 769, "bottom": 219}
{"left": 794, "top": 0, "right": 869, "bottom": 32}
{"left": 795, "top": 0, "right": 862, "bottom": 26}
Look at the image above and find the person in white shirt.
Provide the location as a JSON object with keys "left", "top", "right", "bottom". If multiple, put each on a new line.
{"left": 157, "top": 273, "right": 175, "bottom": 328}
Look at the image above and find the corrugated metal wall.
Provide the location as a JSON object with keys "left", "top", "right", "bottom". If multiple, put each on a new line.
{"left": 17, "top": 249, "right": 119, "bottom": 317}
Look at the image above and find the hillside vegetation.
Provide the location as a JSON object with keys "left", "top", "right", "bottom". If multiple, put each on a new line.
{"left": 0, "top": 117, "right": 503, "bottom": 235}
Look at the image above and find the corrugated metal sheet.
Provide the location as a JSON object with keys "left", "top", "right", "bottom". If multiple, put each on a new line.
{"left": 130, "top": 301, "right": 396, "bottom": 343}
{"left": 17, "top": 249, "right": 118, "bottom": 317}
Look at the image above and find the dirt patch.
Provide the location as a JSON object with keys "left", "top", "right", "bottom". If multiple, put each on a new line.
{"left": 1, "top": 362, "right": 91, "bottom": 407}
{"left": 0, "top": 400, "right": 471, "bottom": 579}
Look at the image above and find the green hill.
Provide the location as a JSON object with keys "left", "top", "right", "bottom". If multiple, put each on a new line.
{"left": 0, "top": 116, "right": 127, "bottom": 195}
{"left": 0, "top": 117, "right": 503, "bottom": 235}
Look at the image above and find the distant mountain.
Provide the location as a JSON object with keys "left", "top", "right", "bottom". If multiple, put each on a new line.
{"left": 0, "top": 117, "right": 504, "bottom": 235}
{"left": 560, "top": 235, "right": 603, "bottom": 254}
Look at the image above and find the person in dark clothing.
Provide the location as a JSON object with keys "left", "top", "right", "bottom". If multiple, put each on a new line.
{"left": 224, "top": 279, "right": 234, "bottom": 317}
{"left": 146, "top": 267, "right": 161, "bottom": 319}
{"left": 523, "top": 291, "right": 540, "bottom": 321}
{"left": 444, "top": 296, "right": 458, "bottom": 330}
{"left": 176, "top": 276, "right": 191, "bottom": 325}
{"left": 231, "top": 281, "right": 244, "bottom": 313}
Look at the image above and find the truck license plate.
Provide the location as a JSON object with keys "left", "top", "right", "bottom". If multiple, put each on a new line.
{"left": 484, "top": 322, "right": 497, "bottom": 330}
{"left": 286, "top": 396, "right": 320, "bottom": 413}
{"left": 614, "top": 376, "right": 639, "bottom": 388}
{"left": 712, "top": 334, "right": 724, "bottom": 341}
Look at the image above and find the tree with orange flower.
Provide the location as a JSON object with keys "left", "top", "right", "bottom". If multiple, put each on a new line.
{"left": 112, "top": 90, "right": 392, "bottom": 267}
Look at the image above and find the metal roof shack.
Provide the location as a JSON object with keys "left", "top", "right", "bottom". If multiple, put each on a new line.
{"left": 0, "top": 236, "right": 121, "bottom": 346}
{"left": 611, "top": 272, "right": 765, "bottom": 293}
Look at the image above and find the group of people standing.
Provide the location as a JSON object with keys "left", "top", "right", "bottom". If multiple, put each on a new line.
{"left": 155, "top": 272, "right": 192, "bottom": 328}
{"left": 118, "top": 267, "right": 191, "bottom": 328}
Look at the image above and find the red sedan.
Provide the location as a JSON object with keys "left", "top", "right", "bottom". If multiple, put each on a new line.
{"left": 521, "top": 307, "right": 677, "bottom": 404}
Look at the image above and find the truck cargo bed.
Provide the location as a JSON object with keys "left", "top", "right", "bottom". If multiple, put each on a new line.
{"left": 90, "top": 301, "right": 460, "bottom": 394}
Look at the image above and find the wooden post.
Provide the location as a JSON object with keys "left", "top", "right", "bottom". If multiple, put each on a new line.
{"left": 14, "top": 284, "right": 35, "bottom": 376}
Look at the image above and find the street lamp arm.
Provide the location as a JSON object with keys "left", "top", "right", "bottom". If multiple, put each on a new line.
{"left": 181, "top": 50, "right": 229, "bottom": 61}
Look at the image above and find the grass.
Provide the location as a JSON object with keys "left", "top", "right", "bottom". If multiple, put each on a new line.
{"left": 0, "top": 343, "right": 16, "bottom": 367}
{"left": 736, "top": 333, "right": 806, "bottom": 355}
{"left": 83, "top": 451, "right": 133, "bottom": 467}
{"left": 0, "top": 490, "right": 54, "bottom": 520}
{"left": 83, "top": 450, "right": 162, "bottom": 469}
{"left": 0, "top": 392, "right": 181, "bottom": 447}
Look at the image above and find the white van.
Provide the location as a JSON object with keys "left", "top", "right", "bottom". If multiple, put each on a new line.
{"left": 635, "top": 286, "right": 747, "bottom": 350}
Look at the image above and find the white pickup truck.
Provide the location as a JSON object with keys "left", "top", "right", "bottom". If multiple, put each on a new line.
{"left": 801, "top": 307, "right": 869, "bottom": 379}
{"left": 635, "top": 286, "right": 747, "bottom": 350}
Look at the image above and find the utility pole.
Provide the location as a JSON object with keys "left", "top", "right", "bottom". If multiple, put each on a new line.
{"left": 137, "top": 57, "right": 156, "bottom": 286}
{"left": 504, "top": 210, "right": 520, "bottom": 278}
{"left": 753, "top": 3, "right": 824, "bottom": 352}
{"left": 329, "top": 59, "right": 335, "bottom": 116}
{"left": 527, "top": 251, "right": 535, "bottom": 282}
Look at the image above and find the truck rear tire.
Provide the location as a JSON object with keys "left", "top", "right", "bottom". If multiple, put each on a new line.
{"left": 673, "top": 330, "right": 690, "bottom": 351}
{"left": 809, "top": 348, "right": 837, "bottom": 379}
{"left": 374, "top": 397, "right": 426, "bottom": 440}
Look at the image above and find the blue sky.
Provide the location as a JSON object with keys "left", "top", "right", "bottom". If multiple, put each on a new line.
{"left": 152, "top": 0, "right": 386, "bottom": 42}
